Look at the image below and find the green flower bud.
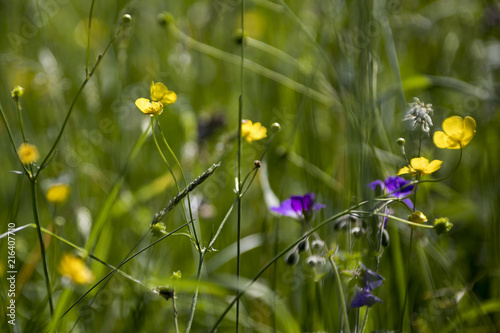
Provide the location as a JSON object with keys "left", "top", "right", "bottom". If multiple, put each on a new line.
{"left": 271, "top": 122, "right": 281, "bottom": 133}
{"left": 152, "top": 222, "right": 167, "bottom": 237}
{"left": 11, "top": 86, "right": 24, "bottom": 100}
{"left": 171, "top": 270, "right": 182, "bottom": 280}
{"left": 397, "top": 138, "right": 406, "bottom": 146}
{"left": 434, "top": 217, "right": 453, "bottom": 235}
{"left": 122, "top": 14, "right": 132, "bottom": 24}
{"left": 157, "top": 12, "right": 173, "bottom": 26}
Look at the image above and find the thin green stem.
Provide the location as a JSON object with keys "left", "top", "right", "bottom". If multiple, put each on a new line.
{"left": 236, "top": 0, "right": 245, "bottom": 326}
{"left": 15, "top": 99, "right": 26, "bottom": 143}
{"left": 329, "top": 254, "right": 351, "bottom": 333}
{"left": 173, "top": 289, "right": 179, "bottom": 333}
{"left": 400, "top": 228, "right": 414, "bottom": 331}
{"left": 85, "top": 0, "right": 96, "bottom": 76}
{"left": 351, "top": 211, "right": 433, "bottom": 229}
{"left": 0, "top": 104, "right": 29, "bottom": 174}
{"left": 30, "top": 180, "right": 54, "bottom": 315}
{"left": 154, "top": 116, "right": 199, "bottom": 246}
{"left": 359, "top": 308, "right": 370, "bottom": 333}
{"left": 36, "top": 24, "right": 124, "bottom": 176}
{"left": 185, "top": 253, "right": 205, "bottom": 333}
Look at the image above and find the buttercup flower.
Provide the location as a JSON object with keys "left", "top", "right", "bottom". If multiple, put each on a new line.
{"left": 271, "top": 193, "right": 325, "bottom": 221}
{"left": 403, "top": 97, "right": 433, "bottom": 133}
{"left": 135, "top": 81, "right": 177, "bottom": 116}
{"left": 18, "top": 143, "right": 39, "bottom": 165}
{"left": 397, "top": 157, "right": 442, "bottom": 177}
{"left": 58, "top": 253, "right": 94, "bottom": 284}
{"left": 368, "top": 176, "right": 414, "bottom": 209}
{"left": 241, "top": 119, "right": 267, "bottom": 143}
{"left": 433, "top": 116, "right": 476, "bottom": 149}
{"left": 46, "top": 183, "right": 71, "bottom": 205}
{"left": 351, "top": 264, "right": 384, "bottom": 308}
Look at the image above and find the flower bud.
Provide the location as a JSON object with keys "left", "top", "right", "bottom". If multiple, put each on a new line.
{"left": 271, "top": 122, "right": 281, "bottom": 133}
{"left": 157, "top": 12, "right": 173, "bottom": 26}
{"left": 297, "top": 238, "right": 309, "bottom": 253}
{"left": 11, "top": 85, "right": 24, "bottom": 100}
{"left": 408, "top": 211, "right": 427, "bottom": 229}
{"left": 122, "top": 14, "right": 132, "bottom": 24}
{"left": 434, "top": 217, "right": 453, "bottom": 235}
{"left": 397, "top": 138, "right": 406, "bottom": 146}
{"left": 306, "top": 255, "right": 326, "bottom": 267}
{"left": 152, "top": 222, "right": 167, "bottom": 237}
{"left": 311, "top": 239, "right": 325, "bottom": 251}
{"left": 284, "top": 249, "right": 299, "bottom": 266}
{"left": 381, "top": 229, "right": 390, "bottom": 247}
{"left": 254, "top": 160, "right": 261, "bottom": 168}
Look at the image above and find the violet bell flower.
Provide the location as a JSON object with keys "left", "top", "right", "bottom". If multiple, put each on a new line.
{"left": 351, "top": 264, "right": 384, "bottom": 308}
{"left": 368, "top": 176, "right": 414, "bottom": 209}
{"left": 271, "top": 193, "right": 325, "bottom": 222}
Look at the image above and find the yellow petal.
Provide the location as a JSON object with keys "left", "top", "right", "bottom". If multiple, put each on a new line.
{"left": 427, "top": 160, "right": 443, "bottom": 174}
{"left": 442, "top": 116, "right": 464, "bottom": 142}
{"left": 135, "top": 98, "right": 151, "bottom": 112}
{"left": 410, "top": 157, "right": 429, "bottom": 172}
{"left": 241, "top": 119, "right": 253, "bottom": 138}
{"left": 151, "top": 82, "right": 169, "bottom": 102}
{"left": 433, "top": 131, "right": 459, "bottom": 149}
{"left": 461, "top": 116, "right": 476, "bottom": 147}
{"left": 397, "top": 166, "right": 411, "bottom": 175}
{"left": 135, "top": 98, "right": 163, "bottom": 115}
{"left": 160, "top": 90, "right": 177, "bottom": 105}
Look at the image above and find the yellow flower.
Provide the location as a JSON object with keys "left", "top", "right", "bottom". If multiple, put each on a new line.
{"left": 18, "top": 143, "right": 39, "bottom": 165}
{"left": 397, "top": 157, "right": 442, "bottom": 177}
{"left": 135, "top": 81, "right": 177, "bottom": 116}
{"left": 58, "top": 253, "right": 94, "bottom": 285}
{"left": 46, "top": 183, "right": 71, "bottom": 206}
{"left": 433, "top": 116, "right": 476, "bottom": 149}
{"left": 241, "top": 119, "right": 267, "bottom": 143}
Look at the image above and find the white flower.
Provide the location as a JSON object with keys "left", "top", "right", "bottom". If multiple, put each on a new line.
{"left": 403, "top": 97, "right": 433, "bottom": 133}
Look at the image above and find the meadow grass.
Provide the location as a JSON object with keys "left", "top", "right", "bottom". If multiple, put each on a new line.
{"left": 1, "top": 0, "right": 499, "bottom": 332}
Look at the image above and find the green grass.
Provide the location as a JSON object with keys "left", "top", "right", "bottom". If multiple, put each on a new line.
{"left": 1, "top": 0, "right": 499, "bottom": 332}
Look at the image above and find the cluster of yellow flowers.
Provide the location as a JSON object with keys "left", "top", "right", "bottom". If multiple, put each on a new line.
{"left": 398, "top": 115, "right": 476, "bottom": 177}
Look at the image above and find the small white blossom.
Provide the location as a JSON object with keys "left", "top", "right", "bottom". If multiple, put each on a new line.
{"left": 403, "top": 97, "right": 433, "bottom": 133}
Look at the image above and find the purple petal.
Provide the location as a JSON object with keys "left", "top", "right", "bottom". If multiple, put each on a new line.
{"left": 385, "top": 176, "right": 414, "bottom": 198}
{"left": 290, "top": 196, "right": 305, "bottom": 215}
{"left": 314, "top": 203, "right": 326, "bottom": 211}
{"left": 351, "top": 290, "right": 383, "bottom": 308}
{"left": 271, "top": 199, "right": 300, "bottom": 219}
{"left": 368, "top": 180, "right": 385, "bottom": 192}
{"left": 301, "top": 193, "right": 315, "bottom": 212}
{"left": 363, "top": 269, "right": 384, "bottom": 291}
{"left": 403, "top": 198, "right": 414, "bottom": 210}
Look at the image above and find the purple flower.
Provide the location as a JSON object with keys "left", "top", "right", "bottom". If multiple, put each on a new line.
{"left": 368, "top": 176, "right": 414, "bottom": 209}
{"left": 361, "top": 263, "right": 384, "bottom": 291}
{"left": 271, "top": 193, "right": 325, "bottom": 221}
{"left": 351, "top": 290, "right": 383, "bottom": 308}
{"left": 351, "top": 264, "right": 384, "bottom": 308}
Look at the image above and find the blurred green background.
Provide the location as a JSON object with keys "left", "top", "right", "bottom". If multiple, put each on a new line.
{"left": 0, "top": 0, "right": 499, "bottom": 332}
